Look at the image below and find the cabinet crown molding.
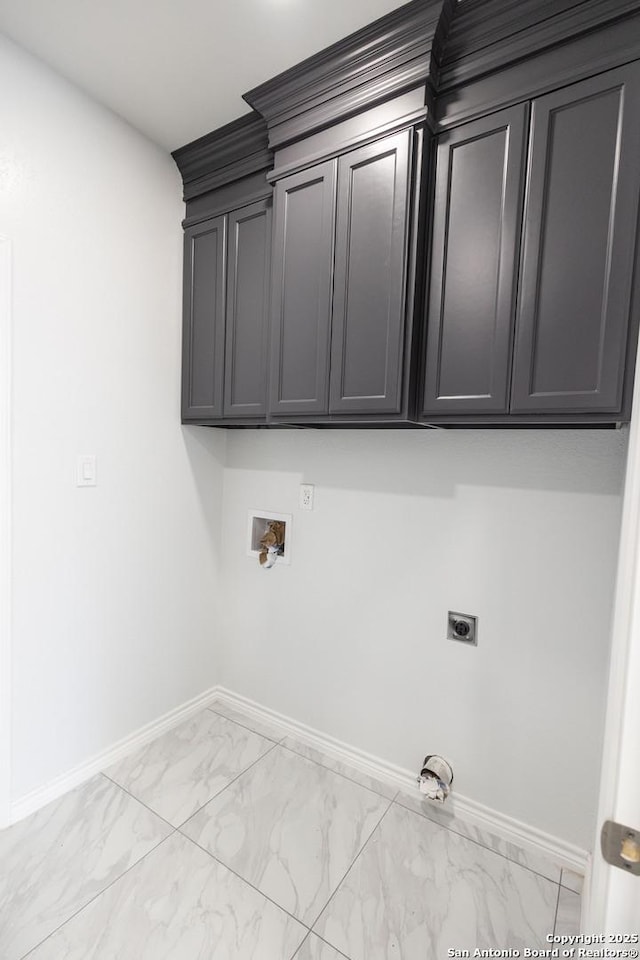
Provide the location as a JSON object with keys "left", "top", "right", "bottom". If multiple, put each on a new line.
{"left": 243, "top": 0, "right": 454, "bottom": 149}
{"left": 440, "top": 0, "right": 640, "bottom": 91}
{"left": 172, "top": 113, "right": 272, "bottom": 202}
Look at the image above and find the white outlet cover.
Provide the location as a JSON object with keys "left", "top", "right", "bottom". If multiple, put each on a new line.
{"left": 299, "top": 483, "right": 314, "bottom": 510}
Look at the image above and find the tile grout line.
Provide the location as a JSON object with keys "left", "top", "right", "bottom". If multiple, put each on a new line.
{"left": 175, "top": 740, "right": 280, "bottom": 830}
{"left": 308, "top": 796, "right": 395, "bottom": 938}
{"left": 101, "top": 708, "right": 278, "bottom": 833}
{"left": 279, "top": 739, "right": 397, "bottom": 802}
{"left": 288, "top": 929, "right": 355, "bottom": 960}
{"left": 289, "top": 930, "right": 314, "bottom": 960}
{"left": 207, "top": 705, "right": 398, "bottom": 803}
{"left": 552, "top": 880, "right": 562, "bottom": 938}
{"left": 559, "top": 868, "right": 584, "bottom": 896}
{"left": 205, "top": 704, "right": 284, "bottom": 744}
{"left": 310, "top": 933, "right": 353, "bottom": 959}
{"left": 179, "top": 831, "right": 311, "bottom": 930}
{"left": 99, "top": 772, "right": 176, "bottom": 831}
{"left": 393, "top": 795, "right": 562, "bottom": 886}
{"left": 19, "top": 829, "right": 177, "bottom": 960}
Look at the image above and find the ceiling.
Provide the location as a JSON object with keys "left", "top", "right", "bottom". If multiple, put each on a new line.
{"left": 0, "top": 0, "right": 410, "bottom": 151}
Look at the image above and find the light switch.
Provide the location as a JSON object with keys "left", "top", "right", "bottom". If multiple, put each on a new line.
{"left": 76, "top": 455, "right": 97, "bottom": 487}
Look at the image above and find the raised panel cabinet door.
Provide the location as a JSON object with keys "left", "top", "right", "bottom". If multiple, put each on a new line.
{"left": 511, "top": 62, "right": 640, "bottom": 414}
{"left": 181, "top": 216, "right": 226, "bottom": 420}
{"left": 330, "top": 130, "right": 412, "bottom": 415}
{"left": 422, "top": 104, "right": 528, "bottom": 416}
{"left": 223, "top": 199, "right": 272, "bottom": 419}
{"left": 268, "top": 160, "right": 336, "bottom": 416}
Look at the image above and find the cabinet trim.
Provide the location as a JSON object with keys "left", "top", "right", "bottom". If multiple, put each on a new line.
{"left": 267, "top": 109, "right": 428, "bottom": 183}
{"left": 439, "top": 0, "right": 640, "bottom": 93}
{"left": 244, "top": 0, "right": 453, "bottom": 149}
{"left": 437, "top": 16, "right": 640, "bottom": 131}
{"left": 182, "top": 187, "right": 273, "bottom": 230}
{"left": 172, "top": 114, "right": 272, "bottom": 202}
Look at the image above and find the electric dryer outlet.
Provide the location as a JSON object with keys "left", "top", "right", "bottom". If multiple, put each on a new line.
{"left": 447, "top": 612, "right": 478, "bottom": 645}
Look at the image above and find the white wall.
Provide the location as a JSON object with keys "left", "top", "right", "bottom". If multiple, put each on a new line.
{"left": 220, "top": 428, "right": 626, "bottom": 849}
{"left": 0, "top": 34, "right": 226, "bottom": 801}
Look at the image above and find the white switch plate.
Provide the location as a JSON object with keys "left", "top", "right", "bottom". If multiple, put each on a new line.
{"left": 299, "top": 483, "right": 314, "bottom": 511}
{"left": 76, "top": 455, "right": 97, "bottom": 487}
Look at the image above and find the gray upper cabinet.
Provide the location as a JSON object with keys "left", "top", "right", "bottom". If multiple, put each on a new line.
{"left": 423, "top": 60, "right": 640, "bottom": 423}
{"left": 182, "top": 216, "right": 226, "bottom": 421}
{"left": 422, "top": 105, "right": 528, "bottom": 416}
{"left": 176, "top": 114, "right": 273, "bottom": 425}
{"left": 181, "top": 200, "right": 272, "bottom": 424}
{"left": 268, "top": 161, "right": 336, "bottom": 416}
{"left": 330, "top": 130, "right": 412, "bottom": 415}
{"left": 223, "top": 199, "right": 272, "bottom": 419}
{"left": 269, "top": 130, "right": 414, "bottom": 420}
{"left": 510, "top": 62, "right": 640, "bottom": 415}
{"left": 175, "top": 0, "right": 640, "bottom": 429}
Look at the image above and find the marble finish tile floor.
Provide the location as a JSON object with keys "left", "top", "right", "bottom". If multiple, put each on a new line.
{"left": 105, "top": 709, "right": 275, "bottom": 826}
{"left": 314, "top": 803, "right": 559, "bottom": 960}
{"left": 560, "top": 868, "right": 585, "bottom": 895}
{"left": 0, "top": 776, "right": 171, "bottom": 960}
{"left": 396, "top": 789, "right": 563, "bottom": 884}
{"left": 208, "top": 702, "right": 284, "bottom": 743}
{"left": 1, "top": 704, "right": 583, "bottom": 959}
{"left": 182, "top": 744, "right": 390, "bottom": 926}
{"left": 554, "top": 887, "right": 582, "bottom": 937}
{"left": 280, "top": 737, "right": 397, "bottom": 801}
{"left": 296, "top": 934, "right": 350, "bottom": 959}
{"left": 26, "top": 833, "right": 307, "bottom": 960}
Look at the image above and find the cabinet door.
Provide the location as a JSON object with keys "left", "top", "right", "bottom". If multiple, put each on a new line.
{"left": 181, "top": 216, "right": 226, "bottom": 420}
{"left": 511, "top": 63, "right": 640, "bottom": 414}
{"left": 422, "top": 105, "right": 528, "bottom": 416}
{"left": 223, "top": 199, "right": 272, "bottom": 419}
{"left": 330, "top": 130, "right": 412, "bottom": 415}
{"left": 268, "top": 161, "right": 336, "bottom": 416}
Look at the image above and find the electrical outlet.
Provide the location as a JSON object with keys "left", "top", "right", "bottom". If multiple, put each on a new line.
{"left": 447, "top": 611, "right": 478, "bottom": 645}
{"left": 299, "top": 483, "right": 314, "bottom": 511}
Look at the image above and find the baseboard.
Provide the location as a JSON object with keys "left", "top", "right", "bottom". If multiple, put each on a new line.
{"left": 9, "top": 681, "right": 590, "bottom": 877}
{"left": 10, "top": 685, "right": 219, "bottom": 824}
{"left": 213, "top": 686, "right": 589, "bottom": 875}
{"left": 447, "top": 791, "right": 589, "bottom": 874}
